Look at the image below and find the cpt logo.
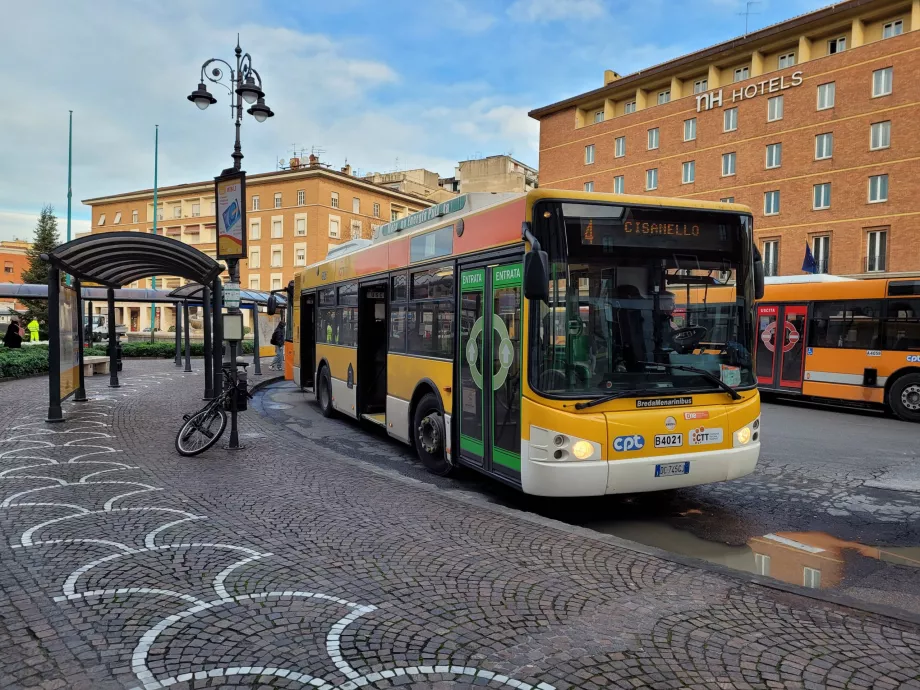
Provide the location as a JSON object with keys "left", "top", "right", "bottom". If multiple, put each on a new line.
{"left": 908, "top": 355, "right": 920, "bottom": 363}
{"left": 613, "top": 435, "right": 645, "bottom": 452}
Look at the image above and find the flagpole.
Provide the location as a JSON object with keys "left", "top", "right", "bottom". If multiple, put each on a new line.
{"left": 66, "top": 110, "right": 73, "bottom": 286}
{"left": 150, "top": 125, "right": 158, "bottom": 343}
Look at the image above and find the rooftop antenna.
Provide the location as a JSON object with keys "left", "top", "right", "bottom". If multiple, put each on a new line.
{"left": 739, "top": 0, "right": 760, "bottom": 36}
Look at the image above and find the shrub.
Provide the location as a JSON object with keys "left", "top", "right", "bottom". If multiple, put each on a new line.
{"left": 0, "top": 347, "right": 49, "bottom": 378}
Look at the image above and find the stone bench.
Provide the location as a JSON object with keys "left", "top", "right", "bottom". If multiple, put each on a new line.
{"left": 83, "top": 356, "right": 110, "bottom": 376}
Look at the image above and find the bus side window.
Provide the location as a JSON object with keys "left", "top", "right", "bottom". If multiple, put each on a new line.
{"left": 883, "top": 300, "right": 920, "bottom": 351}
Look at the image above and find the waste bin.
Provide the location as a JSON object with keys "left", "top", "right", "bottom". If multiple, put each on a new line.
{"left": 108, "top": 335, "right": 123, "bottom": 372}
{"left": 223, "top": 361, "right": 249, "bottom": 412}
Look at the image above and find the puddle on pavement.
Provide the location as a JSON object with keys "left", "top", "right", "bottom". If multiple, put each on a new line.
{"left": 589, "top": 520, "right": 920, "bottom": 604}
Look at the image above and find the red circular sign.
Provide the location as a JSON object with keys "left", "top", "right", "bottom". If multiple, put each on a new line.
{"left": 783, "top": 321, "right": 800, "bottom": 353}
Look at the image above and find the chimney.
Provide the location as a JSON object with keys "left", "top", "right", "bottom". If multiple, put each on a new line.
{"left": 341, "top": 164, "right": 352, "bottom": 176}
{"left": 309, "top": 153, "right": 319, "bottom": 166}
{"left": 604, "top": 69, "right": 621, "bottom": 85}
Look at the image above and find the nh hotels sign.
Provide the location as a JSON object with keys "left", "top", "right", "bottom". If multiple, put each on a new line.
{"left": 696, "top": 70, "right": 803, "bottom": 112}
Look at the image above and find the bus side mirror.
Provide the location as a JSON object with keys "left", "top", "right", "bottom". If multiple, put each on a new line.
{"left": 266, "top": 294, "right": 278, "bottom": 316}
{"left": 753, "top": 247, "right": 765, "bottom": 300}
{"left": 524, "top": 249, "right": 550, "bottom": 303}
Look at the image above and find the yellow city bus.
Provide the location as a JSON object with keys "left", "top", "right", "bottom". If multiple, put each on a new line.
{"left": 290, "top": 190, "right": 763, "bottom": 496}
{"left": 752, "top": 275, "right": 920, "bottom": 422}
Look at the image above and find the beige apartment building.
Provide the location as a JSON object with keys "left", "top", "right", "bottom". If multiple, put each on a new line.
{"left": 83, "top": 162, "right": 432, "bottom": 332}
{"left": 439, "top": 155, "right": 538, "bottom": 194}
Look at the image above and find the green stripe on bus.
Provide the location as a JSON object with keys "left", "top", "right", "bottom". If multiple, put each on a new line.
{"left": 491, "top": 263, "right": 522, "bottom": 289}
{"left": 492, "top": 447, "right": 520, "bottom": 472}
{"left": 460, "top": 434, "right": 484, "bottom": 456}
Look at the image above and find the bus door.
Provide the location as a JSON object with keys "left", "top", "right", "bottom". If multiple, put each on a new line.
{"left": 458, "top": 262, "right": 523, "bottom": 483}
{"left": 300, "top": 292, "right": 315, "bottom": 390}
{"left": 755, "top": 303, "right": 807, "bottom": 390}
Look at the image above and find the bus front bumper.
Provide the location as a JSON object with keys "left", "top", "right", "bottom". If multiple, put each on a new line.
{"left": 520, "top": 442, "right": 760, "bottom": 497}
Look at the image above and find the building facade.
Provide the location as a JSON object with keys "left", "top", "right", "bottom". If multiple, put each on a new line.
{"left": 530, "top": 0, "right": 920, "bottom": 278}
{"left": 0, "top": 240, "right": 31, "bottom": 320}
{"left": 362, "top": 168, "right": 457, "bottom": 203}
{"left": 83, "top": 164, "right": 432, "bottom": 331}
{"left": 440, "top": 155, "right": 538, "bottom": 194}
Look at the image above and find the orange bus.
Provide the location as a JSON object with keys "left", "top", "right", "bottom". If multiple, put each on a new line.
{"left": 746, "top": 275, "right": 920, "bottom": 421}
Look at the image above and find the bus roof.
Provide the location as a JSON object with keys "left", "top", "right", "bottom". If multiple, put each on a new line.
{"left": 765, "top": 274, "right": 855, "bottom": 284}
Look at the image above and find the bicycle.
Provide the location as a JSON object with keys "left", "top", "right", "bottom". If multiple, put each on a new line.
{"left": 175, "top": 362, "right": 253, "bottom": 456}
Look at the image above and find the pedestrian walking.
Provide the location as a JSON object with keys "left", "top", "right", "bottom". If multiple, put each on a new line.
{"left": 269, "top": 318, "right": 284, "bottom": 370}
{"left": 3, "top": 320, "right": 23, "bottom": 348}
{"left": 26, "top": 318, "right": 40, "bottom": 342}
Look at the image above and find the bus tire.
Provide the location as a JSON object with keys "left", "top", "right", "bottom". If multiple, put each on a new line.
{"left": 413, "top": 393, "right": 453, "bottom": 476}
{"left": 888, "top": 373, "right": 920, "bottom": 423}
{"left": 317, "top": 366, "right": 335, "bottom": 418}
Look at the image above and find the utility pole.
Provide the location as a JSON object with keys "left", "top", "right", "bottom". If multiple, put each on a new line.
{"left": 150, "top": 125, "right": 158, "bottom": 343}
{"left": 66, "top": 110, "right": 73, "bottom": 286}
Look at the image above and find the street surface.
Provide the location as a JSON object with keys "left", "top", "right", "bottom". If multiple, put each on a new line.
{"left": 1, "top": 360, "right": 919, "bottom": 689}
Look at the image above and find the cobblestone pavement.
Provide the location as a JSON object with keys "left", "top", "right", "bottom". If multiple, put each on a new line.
{"left": 2, "top": 361, "right": 920, "bottom": 689}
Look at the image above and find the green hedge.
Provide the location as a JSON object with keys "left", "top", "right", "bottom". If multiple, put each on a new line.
{"left": 1, "top": 341, "right": 255, "bottom": 379}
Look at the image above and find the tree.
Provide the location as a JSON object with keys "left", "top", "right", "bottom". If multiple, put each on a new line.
{"left": 21, "top": 205, "right": 62, "bottom": 331}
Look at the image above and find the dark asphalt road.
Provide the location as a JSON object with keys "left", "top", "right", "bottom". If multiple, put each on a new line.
{"left": 256, "top": 384, "right": 920, "bottom": 615}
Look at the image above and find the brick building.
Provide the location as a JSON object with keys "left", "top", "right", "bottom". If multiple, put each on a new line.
{"left": 530, "top": 0, "right": 920, "bottom": 278}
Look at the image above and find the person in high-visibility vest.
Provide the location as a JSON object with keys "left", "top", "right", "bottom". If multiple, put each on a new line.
{"left": 26, "top": 318, "right": 40, "bottom": 342}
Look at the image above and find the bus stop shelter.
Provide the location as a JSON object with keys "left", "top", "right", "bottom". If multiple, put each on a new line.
{"left": 41, "top": 231, "right": 222, "bottom": 422}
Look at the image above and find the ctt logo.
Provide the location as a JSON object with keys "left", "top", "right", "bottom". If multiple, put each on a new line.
{"left": 613, "top": 435, "right": 645, "bottom": 452}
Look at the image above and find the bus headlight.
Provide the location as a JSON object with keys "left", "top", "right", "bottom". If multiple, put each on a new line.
{"left": 735, "top": 426, "right": 752, "bottom": 445}
{"left": 530, "top": 426, "right": 602, "bottom": 462}
{"left": 733, "top": 416, "right": 760, "bottom": 447}
{"left": 571, "top": 440, "right": 594, "bottom": 460}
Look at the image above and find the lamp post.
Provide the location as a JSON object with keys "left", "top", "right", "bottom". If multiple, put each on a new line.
{"left": 188, "top": 37, "right": 273, "bottom": 450}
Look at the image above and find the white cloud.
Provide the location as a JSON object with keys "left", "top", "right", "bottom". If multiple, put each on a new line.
{"left": 508, "top": 0, "right": 606, "bottom": 22}
{"left": 0, "top": 210, "right": 90, "bottom": 243}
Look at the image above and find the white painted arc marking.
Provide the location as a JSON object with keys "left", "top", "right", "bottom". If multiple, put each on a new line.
{"left": 20, "top": 507, "right": 202, "bottom": 547}
{"left": 144, "top": 516, "right": 206, "bottom": 549}
{"left": 212, "top": 554, "right": 272, "bottom": 599}
{"left": 4, "top": 502, "right": 90, "bottom": 514}
{"left": 53, "top": 587, "right": 206, "bottom": 607}
{"left": 0, "top": 475, "right": 68, "bottom": 485}
{"left": 79, "top": 467, "right": 138, "bottom": 482}
{"left": 1, "top": 481, "right": 158, "bottom": 508}
{"left": 103, "top": 487, "right": 163, "bottom": 510}
{"left": 325, "top": 606, "right": 377, "bottom": 680}
{"left": 22, "top": 538, "right": 134, "bottom": 552}
{"left": 140, "top": 667, "right": 333, "bottom": 690}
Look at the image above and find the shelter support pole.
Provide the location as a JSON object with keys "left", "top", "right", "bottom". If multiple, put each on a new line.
{"left": 74, "top": 278, "right": 88, "bottom": 402}
{"left": 107, "top": 288, "right": 120, "bottom": 388}
{"left": 252, "top": 305, "right": 262, "bottom": 375}
{"left": 46, "top": 267, "right": 64, "bottom": 423}
{"left": 202, "top": 285, "right": 213, "bottom": 399}
{"left": 212, "top": 278, "right": 223, "bottom": 393}
{"left": 175, "top": 305, "right": 182, "bottom": 366}
{"left": 86, "top": 300, "right": 94, "bottom": 345}
{"left": 183, "top": 300, "right": 192, "bottom": 372}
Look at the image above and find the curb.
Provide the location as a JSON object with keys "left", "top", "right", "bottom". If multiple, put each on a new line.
{"left": 254, "top": 378, "right": 920, "bottom": 629}
{"left": 250, "top": 374, "right": 285, "bottom": 394}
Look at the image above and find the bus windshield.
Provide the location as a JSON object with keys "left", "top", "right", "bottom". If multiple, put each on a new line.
{"left": 532, "top": 201, "right": 756, "bottom": 399}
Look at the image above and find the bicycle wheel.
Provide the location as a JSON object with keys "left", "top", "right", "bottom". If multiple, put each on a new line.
{"left": 175, "top": 405, "right": 228, "bottom": 456}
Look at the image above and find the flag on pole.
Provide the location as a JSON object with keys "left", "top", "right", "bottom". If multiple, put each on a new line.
{"left": 802, "top": 242, "right": 817, "bottom": 274}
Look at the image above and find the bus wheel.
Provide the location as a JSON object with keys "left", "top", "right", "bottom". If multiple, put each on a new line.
{"left": 317, "top": 366, "right": 335, "bottom": 418}
{"left": 414, "top": 393, "right": 453, "bottom": 476}
{"left": 889, "top": 374, "right": 920, "bottom": 423}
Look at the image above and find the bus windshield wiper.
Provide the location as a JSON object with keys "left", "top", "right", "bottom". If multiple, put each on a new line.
{"left": 636, "top": 361, "right": 742, "bottom": 400}
{"left": 574, "top": 388, "right": 653, "bottom": 410}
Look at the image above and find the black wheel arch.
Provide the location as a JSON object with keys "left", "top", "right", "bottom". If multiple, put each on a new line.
{"left": 409, "top": 378, "right": 446, "bottom": 440}
{"left": 884, "top": 366, "right": 920, "bottom": 406}
{"left": 315, "top": 357, "right": 331, "bottom": 389}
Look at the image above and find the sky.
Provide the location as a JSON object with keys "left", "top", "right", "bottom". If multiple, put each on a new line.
{"left": 1, "top": 0, "right": 829, "bottom": 242}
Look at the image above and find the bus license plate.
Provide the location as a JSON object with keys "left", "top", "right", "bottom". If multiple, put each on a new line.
{"left": 654, "top": 433, "right": 683, "bottom": 448}
{"left": 655, "top": 461, "right": 690, "bottom": 478}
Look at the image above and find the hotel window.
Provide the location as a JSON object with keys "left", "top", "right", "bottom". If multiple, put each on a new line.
{"left": 867, "top": 229, "right": 887, "bottom": 272}
{"left": 778, "top": 52, "right": 796, "bottom": 69}
{"left": 329, "top": 216, "right": 341, "bottom": 238}
{"left": 720, "top": 197, "right": 735, "bottom": 203}
{"left": 391, "top": 209, "right": 399, "bottom": 221}
{"left": 871, "top": 121, "right": 891, "bottom": 150}
{"left": 352, "top": 197, "right": 360, "bottom": 213}
{"left": 614, "top": 136, "right": 626, "bottom": 158}
{"left": 763, "top": 240, "right": 778, "bottom": 276}
{"left": 683, "top": 118, "right": 696, "bottom": 142}
{"left": 647, "top": 127, "right": 659, "bottom": 150}
{"left": 645, "top": 168, "right": 658, "bottom": 191}
{"left": 764, "top": 190, "right": 780, "bottom": 216}
{"left": 827, "top": 37, "right": 846, "bottom": 54}
{"left": 583, "top": 181, "right": 594, "bottom": 192}
{"left": 754, "top": 553, "right": 771, "bottom": 576}
{"left": 373, "top": 203, "right": 380, "bottom": 218}
{"left": 3, "top": 261, "right": 12, "bottom": 274}
{"left": 271, "top": 219, "right": 283, "bottom": 238}
{"left": 173, "top": 205, "right": 182, "bottom": 219}
{"left": 613, "top": 176, "right": 624, "bottom": 194}
{"left": 693, "top": 78, "right": 708, "bottom": 94}
{"left": 813, "top": 235, "right": 830, "bottom": 274}
{"left": 272, "top": 277, "right": 282, "bottom": 291}
{"left": 585, "top": 144, "right": 595, "bottom": 164}
{"left": 681, "top": 161, "right": 695, "bottom": 184}
{"left": 156, "top": 206, "right": 164, "bottom": 221}
{"left": 815, "top": 132, "right": 834, "bottom": 160}
{"left": 657, "top": 90, "right": 670, "bottom": 105}
{"left": 869, "top": 174, "right": 889, "bottom": 203}
{"left": 872, "top": 67, "right": 893, "bottom": 97}
{"left": 249, "top": 249, "right": 260, "bottom": 269}
{"left": 594, "top": 110, "right": 604, "bottom": 123}
{"left": 113, "top": 212, "right": 122, "bottom": 224}
{"left": 132, "top": 210, "right": 138, "bottom": 224}
{"left": 813, "top": 183, "right": 831, "bottom": 210}
{"left": 250, "top": 219, "right": 261, "bottom": 239}
{"left": 883, "top": 20, "right": 903, "bottom": 38}
{"left": 767, "top": 95, "right": 784, "bottom": 122}
{"left": 724, "top": 107, "right": 738, "bottom": 132}
{"left": 331, "top": 192, "right": 339, "bottom": 208}
{"left": 271, "top": 248, "right": 282, "bottom": 267}
{"left": 98, "top": 214, "right": 106, "bottom": 226}
{"left": 624, "top": 100, "right": 636, "bottom": 114}
{"left": 733, "top": 66, "right": 750, "bottom": 82}
{"left": 803, "top": 567, "right": 821, "bottom": 589}
{"left": 191, "top": 203, "right": 200, "bottom": 217}
{"left": 765, "top": 143, "right": 782, "bottom": 169}
{"left": 722, "top": 152, "right": 736, "bottom": 176}
{"left": 252, "top": 195, "right": 260, "bottom": 210}
{"left": 274, "top": 192, "right": 282, "bottom": 208}
{"left": 249, "top": 276, "right": 260, "bottom": 290}
{"left": 817, "top": 82, "right": 835, "bottom": 110}
{"left": 295, "top": 217, "right": 306, "bottom": 236}
{"left": 295, "top": 245, "right": 306, "bottom": 266}
{"left": 297, "top": 189, "right": 305, "bottom": 206}
{"left": 350, "top": 219, "right": 362, "bottom": 239}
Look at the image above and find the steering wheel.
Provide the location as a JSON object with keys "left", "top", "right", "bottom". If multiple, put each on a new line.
{"left": 671, "top": 325, "right": 708, "bottom": 354}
